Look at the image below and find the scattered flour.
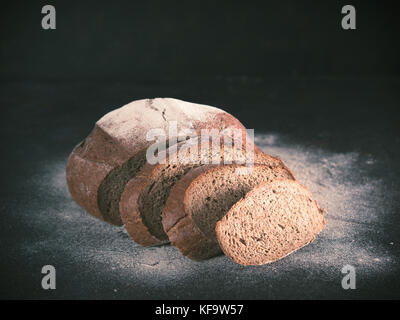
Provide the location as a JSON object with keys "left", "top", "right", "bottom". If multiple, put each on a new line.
{"left": 19, "top": 133, "right": 398, "bottom": 298}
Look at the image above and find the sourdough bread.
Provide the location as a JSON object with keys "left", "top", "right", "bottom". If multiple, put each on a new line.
{"left": 66, "top": 98, "right": 252, "bottom": 225}
{"left": 216, "top": 179, "right": 326, "bottom": 266}
{"left": 162, "top": 164, "right": 296, "bottom": 260}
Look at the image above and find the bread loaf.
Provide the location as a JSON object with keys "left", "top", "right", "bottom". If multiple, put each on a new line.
{"left": 216, "top": 179, "right": 326, "bottom": 265}
{"left": 66, "top": 98, "right": 252, "bottom": 225}
{"left": 66, "top": 98, "right": 324, "bottom": 267}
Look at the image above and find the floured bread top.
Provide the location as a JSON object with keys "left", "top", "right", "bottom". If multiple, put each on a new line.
{"left": 96, "top": 98, "right": 223, "bottom": 153}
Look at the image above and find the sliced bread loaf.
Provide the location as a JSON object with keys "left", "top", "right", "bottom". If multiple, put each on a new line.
{"left": 216, "top": 179, "right": 326, "bottom": 266}
{"left": 162, "top": 164, "right": 296, "bottom": 260}
{"left": 119, "top": 138, "right": 289, "bottom": 246}
{"left": 66, "top": 98, "right": 252, "bottom": 225}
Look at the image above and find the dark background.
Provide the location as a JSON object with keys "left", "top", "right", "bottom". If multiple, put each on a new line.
{"left": 1, "top": 0, "right": 399, "bottom": 80}
{"left": 0, "top": 0, "right": 399, "bottom": 299}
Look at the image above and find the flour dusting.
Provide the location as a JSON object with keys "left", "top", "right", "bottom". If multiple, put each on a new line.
{"left": 18, "top": 133, "right": 398, "bottom": 298}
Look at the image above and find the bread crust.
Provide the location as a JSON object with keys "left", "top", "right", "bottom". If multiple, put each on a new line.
{"left": 163, "top": 165, "right": 222, "bottom": 259}
{"left": 66, "top": 98, "right": 252, "bottom": 225}
{"left": 66, "top": 126, "right": 128, "bottom": 222}
{"left": 119, "top": 164, "right": 166, "bottom": 246}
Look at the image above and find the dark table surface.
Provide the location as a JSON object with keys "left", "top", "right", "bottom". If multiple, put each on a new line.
{"left": 0, "top": 77, "right": 399, "bottom": 299}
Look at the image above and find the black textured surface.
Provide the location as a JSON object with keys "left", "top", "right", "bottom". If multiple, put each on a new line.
{"left": 1, "top": 0, "right": 399, "bottom": 300}
{"left": 0, "top": 78, "right": 399, "bottom": 299}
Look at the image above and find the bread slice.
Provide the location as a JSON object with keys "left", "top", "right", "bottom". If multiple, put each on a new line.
{"left": 66, "top": 98, "right": 252, "bottom": 225}
{"left": 216, "top": 179, "right": 326, "bottom": 266}
{"left": 119, "top": 137, "right": 292, "bottom": 246}
{"left": 96, "top": 146, "right": 148, "bottom": 227}
{"left": 162, "top": 164, "right": 296, "bottom": 260}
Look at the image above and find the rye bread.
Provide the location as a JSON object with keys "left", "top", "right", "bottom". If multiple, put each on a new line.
{"left": 216, "top": 179, "right": 326, "bottom": 266}
{"left": 66, "top": 98, "right": 252, "bottom": 225}
{"left": 162, "top": 163, "right": 296, "bottom": 260}
{"left": 119, "top": 137, "right": 283, "bottom": 246}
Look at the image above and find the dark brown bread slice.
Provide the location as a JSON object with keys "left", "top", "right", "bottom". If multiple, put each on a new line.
{"left": 162, "top": 164, "right": 296, "bottom": 260}
{"left": 96, "top": 147, "right": 148, "bottom": 226}
{"left": 216, "top": 179, "right": 326, "bottom": 266}
{"left": 66, "top": 98, "right": 253, "bottom": 225}
{"left": 119, "top": 138, "right": 288, "bottom": 246}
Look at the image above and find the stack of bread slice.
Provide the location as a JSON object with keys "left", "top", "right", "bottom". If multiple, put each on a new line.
{"left": 66, "top": 98, "right": 325, "bottom": 266}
